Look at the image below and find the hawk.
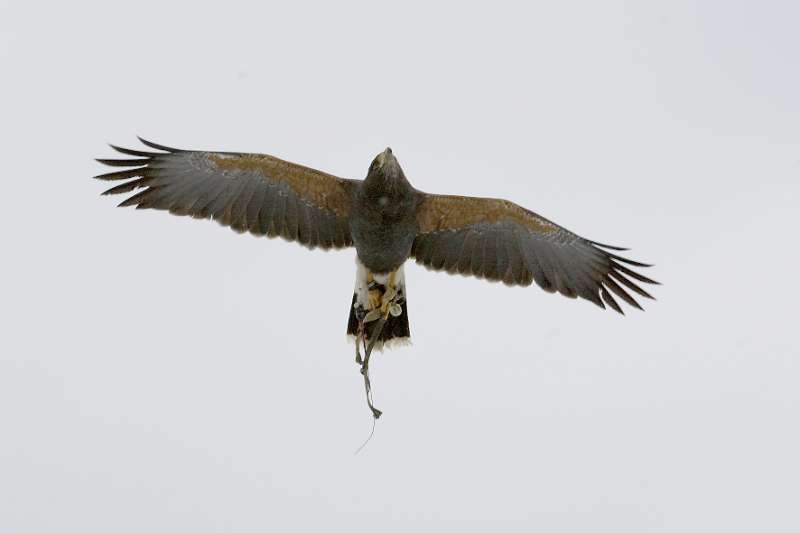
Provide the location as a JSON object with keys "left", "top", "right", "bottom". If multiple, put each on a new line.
{"left": 95, "top": 138, "right": 658, "bottom": 417}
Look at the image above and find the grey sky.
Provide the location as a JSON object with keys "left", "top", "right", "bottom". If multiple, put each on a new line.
{"left": 1, "top": 0, "right": 798, "bottom": 531}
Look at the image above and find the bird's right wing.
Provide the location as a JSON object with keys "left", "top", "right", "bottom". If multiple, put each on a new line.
{"left": 412, "top": 193, "right": 658, "bottom": 313}
{"left": 95, "top": 138, "right": 359, "bottom": 250}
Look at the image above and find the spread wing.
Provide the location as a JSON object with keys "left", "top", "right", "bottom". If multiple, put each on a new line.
{"left": 94, "top": 138, "right": 358, "bottom": 249}
{"left": 412, "top": 193, "right": 658, "bottom": 313}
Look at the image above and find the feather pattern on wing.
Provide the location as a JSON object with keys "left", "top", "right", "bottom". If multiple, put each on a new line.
{"left": 95, "top": 138, "right": 358, "bottom": 249}
{"left": 412, "top": 193, "right": 658, "bottom": 313}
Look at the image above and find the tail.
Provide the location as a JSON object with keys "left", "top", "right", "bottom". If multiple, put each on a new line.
{"left": 347, "top": 261, "right": 411, "bottom": 350}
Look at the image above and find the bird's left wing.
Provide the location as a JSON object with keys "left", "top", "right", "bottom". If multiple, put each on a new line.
{"left": 412, "top": 193, "right": 658, "bottom": 313}
{"left": 95, "top": 138, "right": 358, "bottom": 249}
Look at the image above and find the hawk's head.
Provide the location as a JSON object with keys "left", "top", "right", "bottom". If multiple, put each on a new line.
{"left": 366, "top": 147, "right": 406, "bottom": 184}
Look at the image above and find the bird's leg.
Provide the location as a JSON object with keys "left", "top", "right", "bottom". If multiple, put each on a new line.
{"left": 380, "top": 271, "right": 398, "bottom": 315}
{"left": 368, "top": 288, "right": 382, "bottom": 311}
{"left": 354, "top": 272, "right": 378, "bottom": 365}
{"left": 366, "top": 271, "right": 382, "bottom": 311}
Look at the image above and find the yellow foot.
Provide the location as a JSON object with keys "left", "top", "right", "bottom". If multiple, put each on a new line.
{"left": 380, "top": 270, "right": 399, "bottom": 316}
{"left": 364, "top": 269, "right": 401, "bottom": 317}
{"left": 368, "top": 289, "right": 382, "bottom": 310}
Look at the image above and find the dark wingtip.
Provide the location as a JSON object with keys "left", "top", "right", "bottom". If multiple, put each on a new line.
{"left": 102, "top": 177, "right": 150, "bottom": 196}
{"left": 96, "top": 158, "right": 150, "bottom": 167}
{"left": 108, "top": 143, "right": 160, "bottom": 157}
{"left": 137, "top": 136, "right": 181, "bottom": 153}
{"left": 93, "top": 169, "right": 144, "bottom": 181}
{"left": 603, "top": 276, "right": 644, "bottom": 311}
{"left": 608, "top": 271, "right": 657, "bottom": 300}
{"left": 600, "top": 286, "right": 624, "bottom": 315}
{"left": 590, "top": 240, "right": 629, "bottom": 251}
{"left": 610, "top": 260, "right": 660, "bottom": 285}
{"left": 606, "top": 252, "right": 653, "bottom": 268}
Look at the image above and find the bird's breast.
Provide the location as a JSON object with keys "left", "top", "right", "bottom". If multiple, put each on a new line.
{"left": 350, "top": 202, "right": 417, "bottom": 274}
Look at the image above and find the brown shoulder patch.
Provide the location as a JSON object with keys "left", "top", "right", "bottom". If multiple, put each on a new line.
{"left": 209, "top": 153, "right": 353, "bottom": 216}
{"left": 416, "top": 194, "right": 556, "bottom": 234}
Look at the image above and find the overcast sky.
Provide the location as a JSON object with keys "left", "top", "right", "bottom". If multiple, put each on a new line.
{"left": 1, "top": 1, "right": 798, "bottom": 531}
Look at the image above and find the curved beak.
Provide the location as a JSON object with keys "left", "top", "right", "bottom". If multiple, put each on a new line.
{"left": 376, "top": 147, "right": 394, "bottom": 169}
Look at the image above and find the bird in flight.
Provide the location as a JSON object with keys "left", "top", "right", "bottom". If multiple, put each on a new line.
{"left": 95, "top": 138, "right": 658, "bottom": 417}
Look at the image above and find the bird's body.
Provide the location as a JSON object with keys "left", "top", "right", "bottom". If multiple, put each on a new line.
{"left": 350, "top": 148, "right": 418, "bottom": 274}
{"left": 95, "top": 138, "right": 658, "bottom": 415}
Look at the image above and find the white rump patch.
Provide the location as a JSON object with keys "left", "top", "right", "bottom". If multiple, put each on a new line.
{"left": 353, "top": 257, "right": 406, "bottom": 312}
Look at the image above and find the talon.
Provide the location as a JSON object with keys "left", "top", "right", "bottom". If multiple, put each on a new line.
{"left": 380, "top": 287, "right": 398, "bottom": 315}
{"left": 368, "top": 288, "right": 382, "bottom": 310}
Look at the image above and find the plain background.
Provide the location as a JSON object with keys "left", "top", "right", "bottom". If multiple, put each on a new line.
{"left": 1, "top": 1, "right": 798, "bottom": 531}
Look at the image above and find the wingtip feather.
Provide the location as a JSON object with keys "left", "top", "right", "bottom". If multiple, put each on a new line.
{"left": 108, "top": 143, "right": 160, "bottom": 157}
{"left": 590, "top": 240, "right": 630, "bottom": 251}
{"left": 96, "top": 158, "right": 151, "bottom": 167}
{"left": 600, "top": 286, "right": 624, "bottom": 315}
{"left": 137, "top": 136, "right": 181, "bottom": 153}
